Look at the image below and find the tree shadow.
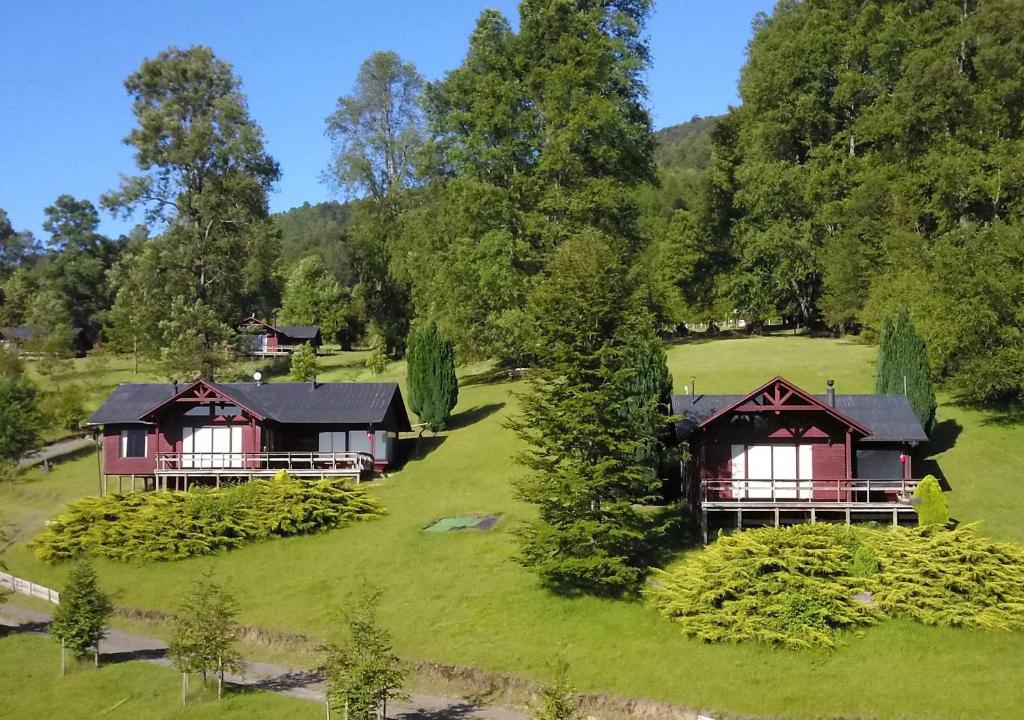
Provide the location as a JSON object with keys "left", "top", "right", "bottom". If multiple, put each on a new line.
{"left": 395, "top": 435, "right": 448, "bottom": 468}
{"left": 915, "top": 419, "right": 963, "bottom": 491}
{"left": 395, "top": 703, "right": 484, "bottom": 720}
{"left": 102, "top": 647, "right": 167, "bottom": 664}
{"left": 460, "top": 367, "right": 526, "bottom": 387}
{"left": 0, "top": 620, "right": 49, "bottom": 637}
{"left": 250, "top": 668, "right": 324, "bottom": 693}
{"left": 447, "top": 403, "right": 505, "bottom": 430}
{"left": 980, "top": 405, "right": 1024, "bottom": 427}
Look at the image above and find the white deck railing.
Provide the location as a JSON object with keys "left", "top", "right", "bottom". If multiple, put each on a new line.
{"left": 155, "top": 451, "right": 372, "bottom": 474}
{"left": 701, "top": 477, "right": 919, "bottom": 504}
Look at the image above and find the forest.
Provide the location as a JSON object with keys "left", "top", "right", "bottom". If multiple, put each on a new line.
{"left": 1, "top": 0, "right": 1021, "bottom": 405}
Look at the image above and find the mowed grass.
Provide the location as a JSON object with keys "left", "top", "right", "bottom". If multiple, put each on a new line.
{"left": 0, "top": 632, "right": 319, "bottom": 719}
{"left": 3, "top": 335, "right": 1024, "bottom": 719}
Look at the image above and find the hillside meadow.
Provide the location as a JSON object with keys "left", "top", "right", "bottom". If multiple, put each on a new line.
{"left": 3, "top": 335, "right": 1023, "bottom": 719}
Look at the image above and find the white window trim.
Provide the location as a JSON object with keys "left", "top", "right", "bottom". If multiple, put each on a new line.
{"left": 119, "top": 429, "right": 147, "bottom": 459}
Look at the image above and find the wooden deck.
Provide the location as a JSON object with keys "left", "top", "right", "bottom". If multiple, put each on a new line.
{"left": 698, "top": 477, "right": 920, "bottom": 543}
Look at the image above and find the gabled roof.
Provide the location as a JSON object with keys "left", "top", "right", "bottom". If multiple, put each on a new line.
{"left": 0, "top": 326, "right": 88, "bottom": 341}
{"left": 671, "top": 377, "right": 928, "bottom": 443}
{"left": 88, "top": 380, "right": 411, "bottom": 431}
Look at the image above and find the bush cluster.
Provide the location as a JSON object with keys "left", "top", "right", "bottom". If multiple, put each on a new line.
{"left": 33, "top": 471, "right": 384, "bottom": 563}
{"left": 647, "top": 523, "right": 1024, "bottom": 649}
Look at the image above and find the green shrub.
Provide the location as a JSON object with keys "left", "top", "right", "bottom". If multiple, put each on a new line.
{"left": 648, "top": 523, "right": 1024, "bottom": 648}
{"left": 913, "top": 474, "right": 949, "bottom": 527}
{"left": 32, "top": 471, "right": 384, "bottom": 563}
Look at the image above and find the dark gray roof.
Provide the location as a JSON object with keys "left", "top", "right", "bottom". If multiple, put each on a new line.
{"left": 274, "top": 326, "right": 320, "bottom": 340}
{"left": 0, "top": 326, "right": 88, "bottom": 341}
{"left": 88, "top": 381, "right": 410, "bottom": 431}
{"left": 671, "top": 393, "right": 927, "bottom": 443}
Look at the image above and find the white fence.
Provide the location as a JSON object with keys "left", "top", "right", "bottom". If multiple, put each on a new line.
{"left": 0, "top": 572, "right": 59, "bottom": 604}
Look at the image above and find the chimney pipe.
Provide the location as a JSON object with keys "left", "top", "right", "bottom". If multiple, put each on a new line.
{"left": 310, "top": 375, "right": 317, "bottom": 390}
{"left": 827, "top": 378, "right": 835, "bottom": 407}
{"left": 172, "top": 379, "right": 178, "bottom": 394}
{"left": 691, "top": 377, "right": 697, "bottom": 404}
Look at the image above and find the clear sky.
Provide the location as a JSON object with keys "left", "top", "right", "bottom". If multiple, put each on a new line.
{"left": 0, "top": 1, "right": 773, "bottom": 241}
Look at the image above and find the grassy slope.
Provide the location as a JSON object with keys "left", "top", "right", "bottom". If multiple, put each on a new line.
{"left": 0, "top": 633, "right": 319, "bottom": 720}
{"left": 3, "top": 335, "right": 1023, "bottom": 719}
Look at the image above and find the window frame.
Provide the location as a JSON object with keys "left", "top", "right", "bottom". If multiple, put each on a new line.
{"left": 119, "top": 428, "right": 147, "bottom": 459}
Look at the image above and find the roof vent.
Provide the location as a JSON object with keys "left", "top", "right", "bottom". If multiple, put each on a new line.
{"left": 827, "top": 378, "right": 836, "bottom": 407}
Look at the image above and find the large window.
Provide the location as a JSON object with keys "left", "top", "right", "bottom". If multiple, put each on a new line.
{"left": 731, "top": 444, "right": 813, "bottom": 499}
{"left": 120, "top": 428, "right": 147, "bottom": 458}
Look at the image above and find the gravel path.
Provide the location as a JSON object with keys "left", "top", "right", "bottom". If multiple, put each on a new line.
{"left": 0, "top": 603, "right": 527, "bottom": 719}
{"left": 18, "top": 436, "right": 95, "bottom": 469}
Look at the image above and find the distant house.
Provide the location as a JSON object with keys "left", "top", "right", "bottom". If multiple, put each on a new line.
{"left": 0, "top": 326, "right": 93, "bottom": 357}
{"left": 87, "top": 378, "right": 411, "bottom": 494}
{"left": 239, "top": 315, "right": 322, "bottom": 356}
{"left": 672, "top": 376, "right": 929, "bottom": 542}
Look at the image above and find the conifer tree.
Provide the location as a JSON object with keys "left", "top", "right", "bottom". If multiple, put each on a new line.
{"left": 509, "top": 233, "right": 666, "bottom": 595}
{"left": 289, "top": 343, "right": 322, "bottom": 382}
{"left": 876, "top": 307, "right": 937, "bottom": 432}
{"left": 168, "top": 571, "right": 242, "bottom": 703}
{"left": 50, "top": 560, "right": 113, "bottom": 673}
{"left": 323, "top": 589, "right": 407, "bottom": 720}
{"left": 532, "top": 661, "right": 579, "bottom": 720}
{"left": 913, "top": 475, "right": 949, "bottom": 527}
{"left": 406, "top": 321, "right": 459, "bottom": 431}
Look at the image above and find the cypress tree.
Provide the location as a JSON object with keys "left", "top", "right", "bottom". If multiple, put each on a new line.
{"left": 875, "top": 307, "right": 937, "bottom": 432}
{"left": 405, "top": 321, "right": 458, "bottom": 431}
{"left": 913, "top": 475, "right": 949, "bottom": 527}
{"left": 50, "top": 560, "right": 113, "bottom": 672}
{"left": 508, "top": 233, "right": 666, "bottom": 596}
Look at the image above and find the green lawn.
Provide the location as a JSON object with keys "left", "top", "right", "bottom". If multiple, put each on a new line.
{"left": 4, "top": 335, "right": 1023, "bottom": 719}
{"left": 0, "top": 632, "right": 319, "bottom": 719}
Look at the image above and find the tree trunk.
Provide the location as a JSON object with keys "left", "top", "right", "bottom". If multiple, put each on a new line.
{"left": 182, "top": 673, "right": 188, "bottom": 706}
{"left": 94, "top": 644, "right": 99, "bottom": 668}
{"left": 60, "top": 639, "right": 65, "bottom": 677}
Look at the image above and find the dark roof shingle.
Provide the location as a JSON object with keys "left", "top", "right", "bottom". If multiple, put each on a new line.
{"left": 671, "top": 393, "right": 927, "bottom": 443}
{"left": 88, "top": 381, "right": 410, "bottom": 431}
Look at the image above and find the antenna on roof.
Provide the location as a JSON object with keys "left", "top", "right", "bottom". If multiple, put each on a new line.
{"left": 253, "top": 371, "right": 263, "bottom": 387}
{"left": 691, "top": 377, "right": 697, "bottom": 404}
{"left": 310, "top": 374, "right": 318, "bottom": 390}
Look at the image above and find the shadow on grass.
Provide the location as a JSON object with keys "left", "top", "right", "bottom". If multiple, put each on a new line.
{"left": 447, "top": 403, "right": 505, "bottom": 430}
{"left": 460, "top": 366, "right": 524, "bottom": 387}
{"left": 396, "top": 435, "right": 448, "bottom": 468}
{"left": 916, "top": 419, "right": 962, "bottom": 490}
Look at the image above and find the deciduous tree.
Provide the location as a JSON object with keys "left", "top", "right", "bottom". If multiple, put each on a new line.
{"left": 168, "top": 571, "right": 242, "bottom": 703}
{"left": 323, "top": 589, "right": 407, "bottom": 720}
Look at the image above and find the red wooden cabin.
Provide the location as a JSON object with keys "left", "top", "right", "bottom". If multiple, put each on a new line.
{"left": 672, "top": 377, "right": 929, "bottom": 542}
{"left": 87, "top": 378, "right": 411, "bottom": 494}
{"left": 239, "top": 315, "right": 322, "bottom": 356}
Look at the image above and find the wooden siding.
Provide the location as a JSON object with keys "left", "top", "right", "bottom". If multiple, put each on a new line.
{"left": 102, "top": 424, "right": 158, "bottom": 475}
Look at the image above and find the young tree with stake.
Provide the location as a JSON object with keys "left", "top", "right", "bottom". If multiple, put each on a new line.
{"left": 168, "top": 571, "right": 242, "bottom": 704}
{"left": 50, "top": 560, "right": 113, "bottom": 674}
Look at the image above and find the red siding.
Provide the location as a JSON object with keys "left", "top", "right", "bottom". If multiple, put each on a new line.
{"left": 812, "top": 442, "right": 848, "bottom": 500}
{"left": 103, "top": 425, "right": 158, "bottom": 475}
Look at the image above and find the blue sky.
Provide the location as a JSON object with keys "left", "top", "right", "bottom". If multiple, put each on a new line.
{"left": 0, "top": 1, "right": 773, "bottom": 241}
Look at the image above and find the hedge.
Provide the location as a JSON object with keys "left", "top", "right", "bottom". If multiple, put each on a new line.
{"left": 33, "top": 470, "right": 384, "bottom": 563}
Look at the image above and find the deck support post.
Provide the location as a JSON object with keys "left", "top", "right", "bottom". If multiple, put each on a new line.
{"left": 700, "top": 509, "right": 708, "bottom": 546}
{"left": 774, "top": 507, "right": 780, "bottom": 527}
{"left": 892, "top": 508, "right": 898, "bottom": 527}
{"left": 845, "top": 508, "right": 851, "bottom": 525}
{"left": 183, "top": 476, "right": 188, "bottom": 492}
{"left": 737, "top": 508, "right": 743, "bottom": 531}
{"left": 810, "top": 507, "right": 816, "bottom": 524}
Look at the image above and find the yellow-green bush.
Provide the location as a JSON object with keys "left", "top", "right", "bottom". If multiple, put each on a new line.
{"left": 32, "top": 471, "right": 384, "bottom": 563}
{"left": 647, "top": 523, "right": 1024, "bottom": 648}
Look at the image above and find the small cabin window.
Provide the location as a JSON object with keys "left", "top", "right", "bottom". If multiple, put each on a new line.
{"left": 120, "top": 428, "right": 147, "bottom": 458}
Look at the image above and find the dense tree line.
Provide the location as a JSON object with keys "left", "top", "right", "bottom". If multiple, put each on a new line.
{"left": 659, "top": 0, "right": 1024, "bottom": 402}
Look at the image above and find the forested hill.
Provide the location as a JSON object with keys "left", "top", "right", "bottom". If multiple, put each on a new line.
{"left": 653, "top": 115, "right": 718, "bottom": 173}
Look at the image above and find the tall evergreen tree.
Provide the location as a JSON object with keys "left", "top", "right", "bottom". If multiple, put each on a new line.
{"left": 289, "top": 342, "right": 322, "bottom": 382}
{"left": 509, "top": 233, "right": 666, "bottom": 595}
{"left": 0, "top": 375, "right": 44, "bottom": 462}
{"left": 50, "top": 560, "right": 113, "bottom": 672}
{"left": 876, "top": 307, "right": 937, "bottom": 433}
{"left": 406, "top": 321, "right": 458, "bottom": 431}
